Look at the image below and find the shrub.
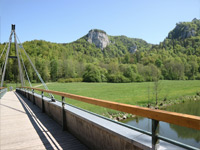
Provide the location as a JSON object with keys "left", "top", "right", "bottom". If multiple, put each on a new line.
{"left": 123, "top": 66, "right": 134, "bottom": 82}
{"left": 31, "top": 80, "right": 37, "bottom": 83}
{"left": 135, "top": 74, "right": 144, "bottom": 82}
{"left": 57, "top": 78, "right": 65, "bottom": 83}
{"left": 83, "top": 64, "right": 107, "bottom": 82}
{"left": 195, "top": 74, "right": 200, "bottom": 80}
{"left": 66, "top": 78, "right": 83, "bottom": 82}
{"left": 58, "top": 78, "right": 83, "bottom": 83}
{"left": 107, "top": 74, "right": 130, "bottom": 83}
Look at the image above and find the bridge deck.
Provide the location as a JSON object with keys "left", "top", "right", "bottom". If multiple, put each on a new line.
{"left": 0, "top": 91, "right": 88, "bottom": 150}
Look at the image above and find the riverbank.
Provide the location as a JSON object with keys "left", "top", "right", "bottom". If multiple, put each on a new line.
{"left": 103, "top": 93, "right": 200, "bottom": 121}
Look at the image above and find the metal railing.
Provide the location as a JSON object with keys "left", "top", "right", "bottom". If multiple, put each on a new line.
{"left": 18, "top": 87, "right": 200, "bottom": 150}
{"left": 0, "top": 87, "right": 7, "bottom": 98}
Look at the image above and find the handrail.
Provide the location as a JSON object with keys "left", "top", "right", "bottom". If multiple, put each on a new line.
{"left": 20, "top": 86, "right": 200, "bottom": 131}
{"left": 0, "top": 87, "right": 7, "bottom": 90}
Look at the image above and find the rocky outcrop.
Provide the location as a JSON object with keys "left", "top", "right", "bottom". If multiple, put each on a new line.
{"left": 129, "top": 45, "right": 137, "bottom": 53}
{"left": 175, "top": 25, "right": 196, "bottom": 39}
{"left": 87, "top": 29, "right": 109, "bottom": 50}
{"left": 168, "top": 18, "right": 200, "bottom": 39}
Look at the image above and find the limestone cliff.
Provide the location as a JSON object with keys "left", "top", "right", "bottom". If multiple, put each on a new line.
{"left": 168, "top": 18, "right": 200, "bottom": 39}
{"left": 87, "top": 29, "right": 109, "bottom": 50}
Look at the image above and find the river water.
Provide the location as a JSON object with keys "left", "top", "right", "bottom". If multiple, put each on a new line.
{"left": 122, "top": 100, "right": 200, "bottom": 148}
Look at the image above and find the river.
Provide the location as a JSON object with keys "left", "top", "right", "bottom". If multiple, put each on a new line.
{"left": 122, "top": 100, "right": 200, "bottom": 148}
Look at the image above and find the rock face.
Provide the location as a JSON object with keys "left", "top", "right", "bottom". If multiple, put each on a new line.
{"left": 168, "top": 18, "right": 200, "bottom": 39}
{"left": 87, "top": 29, "right": 109, "bottom": 50}
{"left": 129, "top": 45, "right": 137, "bottom": 53}
{"left": 175, "top": 25, "right": 196, "bottom": 39}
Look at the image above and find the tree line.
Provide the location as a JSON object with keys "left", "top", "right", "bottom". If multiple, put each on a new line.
{"left": 0, "top": 19, "right": 199, "bottom": 84}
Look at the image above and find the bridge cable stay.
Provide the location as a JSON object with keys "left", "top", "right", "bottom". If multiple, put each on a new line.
{"left": 16, "top": 33, "right": 54, "bottom": 98}
{"left": 1, "top": 25, "right": 26, "bottom": 87}
{"left": 14, "top": 31, "right": 25, "bottom": 87}
{"left": 0, "top": 42, "right": 8, "bottom": 60}
{"left": 0, "top": 43, "right": 8, "bottom": 75}
{"left": 1, "top": 30, "right": 14, "bottom": 87}
{"left": 18, "top": 44, "right": 32, "bottom": 87}
{"left": 0, "top": 61, "right": 5, "bottom": 76}
{"left": 0, "top": 24, "right": 53, "bottom": 99}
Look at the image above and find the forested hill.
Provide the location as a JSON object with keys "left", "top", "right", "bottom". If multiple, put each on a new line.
{"left": 159, "top": 18, "right": 200, "bottom": 55}
{"left": 0, "top": 19, "right": 200, "bottom": 83}
{"left": 168, "top": 18, "right": 200, "bottom": 40}
{"left": 21, "top": 30, "right": 152, "bottom": 61}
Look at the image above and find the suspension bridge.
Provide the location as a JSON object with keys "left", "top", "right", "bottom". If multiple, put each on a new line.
{"left": 0, "top": 25, "right": 200, "bottom": 150}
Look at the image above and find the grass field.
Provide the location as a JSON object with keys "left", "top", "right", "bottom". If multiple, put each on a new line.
{"left": 6, "top": 83, "right": 40, "bottom": 89}
{"left": 6, "top": 80, "right": 200, "bottom": 115}
{"left": 39, "top": 80, "right": 200, "bottom": 114}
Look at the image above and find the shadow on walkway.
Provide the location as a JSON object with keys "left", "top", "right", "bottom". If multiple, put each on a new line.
{"left": 15, "top": 92, "right": 88, "bottom": 150}
{"left": 0, "top": 103, "right": 26, "bottom": 114}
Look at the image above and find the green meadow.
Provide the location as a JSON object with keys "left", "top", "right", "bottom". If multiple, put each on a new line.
{"left": 39, "top": 80, "right": 200, "bottom": 114}
{"left": 6, "top": 80, "right": 200, "bottom": 114}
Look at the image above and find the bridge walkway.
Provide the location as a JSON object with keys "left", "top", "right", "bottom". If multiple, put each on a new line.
{"left": 0, "top": 91, "right": 88, "bottom": 150}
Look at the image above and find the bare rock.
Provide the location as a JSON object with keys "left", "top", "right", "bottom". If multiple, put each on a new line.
{"left": 129, "top": 45, "right": 137, "bottom": 53}
{"left": 87, "top": 29, "right": 109, "bottom": 50}
{"left": 123, "top": 115, "right": 127, "bottom": 119}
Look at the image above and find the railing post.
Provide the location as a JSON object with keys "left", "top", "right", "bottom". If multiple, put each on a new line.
{"left": 41, "top": 91, "right": 45, "bottom": 113}
{"left": 51, "top": 95, "right": 55, "bottom": 102}
{"left": 152, "top": 119, "right": 159, "bottom": 150}
{"left": 62, "top": 96, "right": 66, "bottom": 131}
{"left": 25, "top": 88, "right": 26, "bottom": 97}
{"left": 27, "top": 89, "right": 29, "bottom": 99}
{"left": 28, "top": 89, "right": 30, "bottom": 100}
{"left": 32, "top": 89, "right": 35, "bottom": 105}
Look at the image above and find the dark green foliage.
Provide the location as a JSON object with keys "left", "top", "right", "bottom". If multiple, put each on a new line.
{"left": 0, "top": 19, "right": 200, "bottom": 83}
{"left": 57, "top": 78, "right": 83, "bottom": 83}
{"left": 50, "top": 59, "right": 58, "bottom": 81}
{"left": 168, "top": 19, "right": 200, "bottom": 40}
{"left": 106, "top": 35, "right": 152, "bottom": 58}
{"left": 83, "top": 64, "right": 103, "bottom": 82}
{"left": 123, "top": 66, "right": 135, "bottom": 81}
{"left": 107, "top": 73, "right": 130, "bottom": 83}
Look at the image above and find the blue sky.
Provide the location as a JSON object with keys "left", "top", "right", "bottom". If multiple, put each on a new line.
{"left": 0, "top": 0, "right": 199, "bottom": 44}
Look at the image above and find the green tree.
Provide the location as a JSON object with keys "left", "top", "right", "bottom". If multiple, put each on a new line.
{"left": 83, "top": 64, "right": 102, "bottom": 82}
{"left": 50, "top": 59, "right": 58, "bottom": 81}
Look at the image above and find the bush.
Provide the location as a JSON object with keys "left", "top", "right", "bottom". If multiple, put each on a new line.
{"left": 135, "top": 74, "right": 144, "bottom": 82}
{"left": 123, "top": 66, "right": 134, "bottom": 82}
{"left": 57, "top": 78, "right": 83, "bottom": 83}
{"left": 5, "top": 80, "right": 10, "bottom": 83}
{"left": 107, "top": 74, "right": 130, "bottom": 83}
{"left": 31, "top": 80, "right": 37, "bottom": 83}
{"left": 83, "top": 70, "right": 101, "bottom": 82}
{"left": 195, "top": 74, "right": 200, "bottom": 80}
{"left": 57, "top": 78, "right": 66, "bottom": 83}
{"left": 83, "top": 64, "right": 107, "bottom": 82}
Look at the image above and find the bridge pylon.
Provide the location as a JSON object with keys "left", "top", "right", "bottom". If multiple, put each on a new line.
{"left": 1, "top": 24, "right": 24, "bottom": 87}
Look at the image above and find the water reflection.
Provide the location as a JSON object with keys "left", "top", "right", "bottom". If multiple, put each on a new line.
{"left": 164, "top": 100, "right": 200, "bottom": 143}
{"left": 170, "top": 124, "right": 200, "bottom": 142}
{"left": 122, "top": 100, "right": 200, "bottom": 148}
{"left": 163, "top": 100, "right": 200, "bottom": 116}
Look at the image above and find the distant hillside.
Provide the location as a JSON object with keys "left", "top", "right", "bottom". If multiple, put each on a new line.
{"left": 80, "top": 29, "right": 152, "bottom": 57}
{"left": 168, "top": 18, "right": 200, "bottom": 39}
{"left": 160, "top": 18, "right": 200, "bottom": 55}
{"left": 0, "top": 19, "right": 200, "bottom": 83}
{"left": 108, "top": 35, "right": 151, "bottom": 53}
